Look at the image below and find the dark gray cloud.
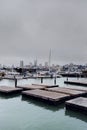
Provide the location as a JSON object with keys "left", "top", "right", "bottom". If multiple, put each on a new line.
{"left": 0, "top": 0, "right": 87, "bottom": 65}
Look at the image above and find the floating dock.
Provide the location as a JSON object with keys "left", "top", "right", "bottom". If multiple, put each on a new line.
{"left": 65, "top": 97, "right": 87, "bottom": 114}
{"left": 32, "top": 84, "right": 58, "bottom": 88}
{"left": 0, "top": 86, "right": 22, "bottom": 94}
{"left": 45, "top": 87, "right": 87, "bottom": 97}
{"left": 63, "top": 86, "right": 87, "bottom": 92}
{"left": 22, "top": 89, "right": 70, "bottom": 105}
{"left": 17, "top": 85, "right": 46, "bottom": 90}
{"left": 64, "top": 80, "right": 87, "bottom": 86}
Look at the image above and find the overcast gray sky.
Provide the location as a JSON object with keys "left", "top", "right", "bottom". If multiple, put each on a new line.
{"left": 0, "top": 0, "right": 87, "bottom": 66}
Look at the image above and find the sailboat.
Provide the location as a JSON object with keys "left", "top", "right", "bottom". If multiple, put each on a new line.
{"left": 49, "top": 49, "right": 51, "bottom": 73}
{"left": 48, "top": 49, "right": 62, "bottom": 78}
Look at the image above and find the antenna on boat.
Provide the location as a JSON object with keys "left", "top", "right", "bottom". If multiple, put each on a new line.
{"left": 49, "top": 49, "right": 51, "bottom": 72}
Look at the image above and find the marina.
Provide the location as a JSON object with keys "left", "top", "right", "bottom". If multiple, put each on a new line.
{"left": 1, "top": 0, "right": 87, "bottom": 129}
{"left": 0, "top": 78, "right": 87, "bottom": 130}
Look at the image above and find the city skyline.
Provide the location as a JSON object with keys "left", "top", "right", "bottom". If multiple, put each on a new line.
{"left": 0, "top": 0, "right": 87, "bottom": 65}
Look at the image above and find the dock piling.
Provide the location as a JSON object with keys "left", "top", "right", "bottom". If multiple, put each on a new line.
{"left": 14, "top": 76, "right": 17, "bottom": 87}
{"left": 41, "top": 77, "right": 43, "bottom": 84}
{"left": 67, "top": 77, "right": 68, "bottom": 81}
{"left": 54, "top": 77, "right": 56, "bottom": 85}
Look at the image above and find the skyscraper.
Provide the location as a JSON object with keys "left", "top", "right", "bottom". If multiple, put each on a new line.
{"left": 20, "top": 60, "right": 24, "bottom": 68}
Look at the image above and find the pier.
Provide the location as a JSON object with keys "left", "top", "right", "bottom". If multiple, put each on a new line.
{"left": 22, "top": 89, "right": 70, "bottom": 105}
{"left": 45, "top": 87, "right": 87, "bottom": 97}
{"left": 65, "top": 97, "right": 87, "bottom": 114}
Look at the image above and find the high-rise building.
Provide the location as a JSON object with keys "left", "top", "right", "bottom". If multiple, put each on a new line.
{"left": 20, "top": 60, "right": 24, "bottom": 68}
{"left": 34, "top": 59, "right": 37, "bottom": 67}
{"left": 0, "top": 64, "right": 2, "bottom": 69}
{"left": 29, "top": 62, "right": 33, "bottom": 67}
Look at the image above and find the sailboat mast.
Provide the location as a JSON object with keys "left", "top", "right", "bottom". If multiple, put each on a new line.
{"left": 49, "top": 49, "right": 51, "bottom": 72}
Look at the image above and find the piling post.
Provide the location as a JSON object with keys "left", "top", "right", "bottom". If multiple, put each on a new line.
{"left": 54, "top": 73, "right": 57, "bottom": 85}
{"left": 67, "top": 76, "right": 68, "bottom": 81}
{"left": 54, "top": 77, "right": 56, "bottom": 85}
{"left": 41, "top": 77, "right": 43, "bottom": 84}
{"left": 14, "top": 76, "right": 17, "bottom": 87}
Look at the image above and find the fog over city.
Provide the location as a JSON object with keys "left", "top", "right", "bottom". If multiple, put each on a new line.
{"left": 0, "top": 0, "right": 87, "bottom": 66}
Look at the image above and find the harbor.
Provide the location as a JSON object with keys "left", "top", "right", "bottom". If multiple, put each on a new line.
{"left": 1, "top": 0, "right": 87, "bottom": 129}
{"left": 0, "top": 77, "right": 87, "bottom": 130}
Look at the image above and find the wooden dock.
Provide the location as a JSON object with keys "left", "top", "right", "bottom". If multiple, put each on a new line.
{"left": 45, "top": 87, "right": 87, "bottom": 97}
{"left": 22, "top": 89, "right": 70, "bottom": 105}
{"left": 64, "top": 80, "right": 87, "bottom": 86}
{"left": 63, "top": 86, "right": 87, "bottom": 92}
{"left": 17, "top": 85, "right": 46, "bottom": 90}
{"left": 0, "top": 86, "right": 22, "bottom": 94}
{"left": 65, "top": 97, "right": 87, "bottom": 114}
{"left": 32, "top": 84, "right": 59, "bottom": 88}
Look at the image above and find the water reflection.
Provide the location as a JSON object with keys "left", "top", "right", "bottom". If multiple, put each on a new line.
{"left": 65, "top": 109, "right": 87, "bottom": 123}
{"left": 22, "top": 96, "right": 64, "bottom": 112}
{"left": 0, "top": 93, "right": 21, "bottom": 99}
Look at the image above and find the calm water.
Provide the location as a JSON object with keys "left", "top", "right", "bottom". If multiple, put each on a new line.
{"left": 0, "top": 78, "right": 87, "bottom": 130}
